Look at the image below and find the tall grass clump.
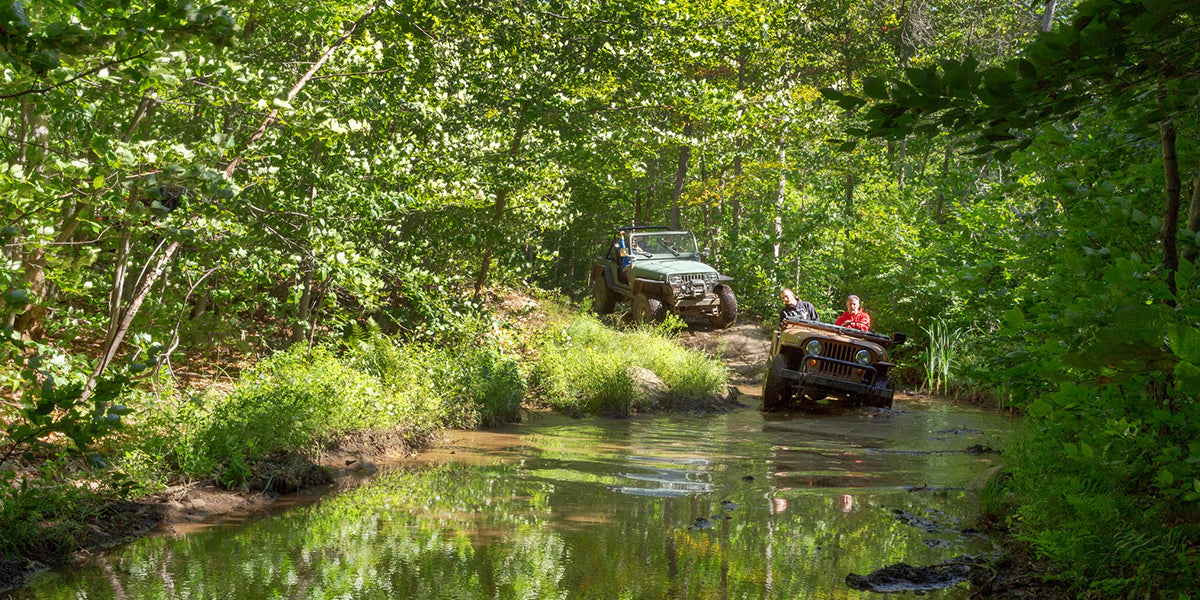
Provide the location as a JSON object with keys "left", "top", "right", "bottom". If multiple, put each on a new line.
{"left": 530, "top": 315, "right": 729, "bottom": 416}
{"left": 922, "top": 317, "right": 965, "bottom": 394}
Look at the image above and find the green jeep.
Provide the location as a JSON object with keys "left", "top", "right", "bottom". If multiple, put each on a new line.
{"left": 590, "top": 226, "right": 737, "bottom": 328}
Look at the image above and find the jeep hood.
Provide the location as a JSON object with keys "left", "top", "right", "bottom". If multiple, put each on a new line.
{"left": 631, "top": 260, "right": 718, "bottom": 278}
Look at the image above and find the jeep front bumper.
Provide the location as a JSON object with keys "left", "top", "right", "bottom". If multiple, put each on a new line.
{"left": 775, "top": 356, "right": 894, "bottom": 402}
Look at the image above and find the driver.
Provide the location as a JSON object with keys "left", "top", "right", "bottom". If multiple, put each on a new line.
{"left": 834, "top": 295, "right": 872, "bottom": 331}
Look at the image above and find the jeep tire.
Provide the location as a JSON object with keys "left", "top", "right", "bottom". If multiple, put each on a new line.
{"left": 632, "top": 293, "right": 666, "bottom": 324}
{"left": 593, "top": 272, "right": 616, "bottom": 315}
{"left": 708, "top": 285, "right": 738, "bottom": 328}
{"left": 762, "top": 355, "right": 793, "bottom": 411}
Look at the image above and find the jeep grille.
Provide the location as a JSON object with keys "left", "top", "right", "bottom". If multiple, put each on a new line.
{"left": 679, "top": 274, "right": 707, "bottom": 282}
{"left": 809, "top": 341, "right": 859, "bottom": 379}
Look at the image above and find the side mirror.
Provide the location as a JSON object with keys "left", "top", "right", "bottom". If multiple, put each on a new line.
{"left": 701, "top": 247, "right": 711, "bottom": 260}
{"left": 891, "top": 332, "right": 907, "bottom": 347}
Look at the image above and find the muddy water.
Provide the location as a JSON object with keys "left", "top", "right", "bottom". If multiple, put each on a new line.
{"left": 17, "top": 396, "right": 1011, "bottom": 600}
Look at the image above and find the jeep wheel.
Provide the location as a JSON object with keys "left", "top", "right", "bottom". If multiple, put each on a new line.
{"left": 632, "top": 293, "right": 666, "bottom": 324}
{"left": 762, "top": 355, "right": 793, "bottom": 411}
{"left": 593, "top": 273, "right": 616, "bottom": 315}
{"left": 708, "top": 286, "right": 738, "bottom": 328}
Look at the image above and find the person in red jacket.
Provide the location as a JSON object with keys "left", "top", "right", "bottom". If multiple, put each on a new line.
{"left": 835, "top": 295, "right": 872, "bottom": 331}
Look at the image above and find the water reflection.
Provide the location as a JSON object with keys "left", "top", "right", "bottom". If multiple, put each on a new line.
{"left": 17, "top": 402, "right": 1010, "bottom": 600}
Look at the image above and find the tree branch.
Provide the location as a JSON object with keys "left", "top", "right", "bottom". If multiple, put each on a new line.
{"left": 0, "top": 52, "right": 152, "bottom": 100}
{"left": 224, "top": 4, "right": 381, "bottom": 178}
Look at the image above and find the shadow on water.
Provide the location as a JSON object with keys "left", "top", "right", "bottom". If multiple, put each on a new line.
{"left": 14, "top": 398, "right": 1012, "bottom": 600}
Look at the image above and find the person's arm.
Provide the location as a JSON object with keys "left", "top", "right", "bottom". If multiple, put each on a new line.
{"left": 805, "top": 302, "right": 819, "bottom": 322}
{"left": 861, "top": 312, "right": 872, "bottom": 331}
{"left": 835, "top": 312, "right": 848, "bottom": 326}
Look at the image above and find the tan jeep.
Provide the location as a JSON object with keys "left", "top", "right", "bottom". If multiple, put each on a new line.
{"left": 762, "top": 319, "right": 906, "bottom": 410}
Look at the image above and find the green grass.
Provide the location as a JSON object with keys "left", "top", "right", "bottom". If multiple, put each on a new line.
{"left": 127, "top": 332, "right": 526, "bottom": 489}
{"left": 529, "top": 315, "right": 730, "bottom": 416}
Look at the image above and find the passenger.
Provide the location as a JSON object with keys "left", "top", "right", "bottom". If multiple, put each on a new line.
{"left": 617, "top": 234, "right": 634, "bottom": 282}
{"left": 779, "top": 288, "right": 818, "bottom": 325}
{"left": 835, "top": 295, "right": 872, "bottom": 331}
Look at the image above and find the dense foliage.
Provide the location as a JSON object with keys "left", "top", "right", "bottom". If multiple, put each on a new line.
{"left": 3, "top": 0, "right": 1199, "bottom": 595}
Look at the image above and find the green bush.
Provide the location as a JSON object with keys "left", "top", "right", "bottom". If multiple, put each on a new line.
{"left": 1003, "top": 380, "right": 1200, "bottom": 598}
{"left": 530, "top": 315, "right": 729, "bottom": 416}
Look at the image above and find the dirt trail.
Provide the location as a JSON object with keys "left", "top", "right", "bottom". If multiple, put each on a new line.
{"left": 675, "top": 321, "right": 772, "bottom": 386}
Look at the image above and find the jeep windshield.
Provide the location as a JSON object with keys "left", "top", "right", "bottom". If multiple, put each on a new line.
{"left": 629, "top": 232, "right": 698, "bottom": 258}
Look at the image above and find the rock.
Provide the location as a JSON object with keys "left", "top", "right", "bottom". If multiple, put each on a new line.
{"left": 845, "top": 559, "right": 971, "bottom": 593}
{"left": 627, "top": 366, "right": 668, "bottom": 408}
{"left": 352, "top": 461, "right": 378, "bottom": 475}
{"left": 964, "top": 444, "right": 1000, "bottom": 455}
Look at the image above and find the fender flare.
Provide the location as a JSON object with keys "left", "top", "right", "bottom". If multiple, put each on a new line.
{"left": 591, "top": 264, "right": 617, "bottom": 288}
{"left": 631, "top": 278, "right": 670, "bottom": 299}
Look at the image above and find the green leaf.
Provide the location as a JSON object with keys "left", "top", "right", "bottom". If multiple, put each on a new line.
{"left": 1168, "top": 324, "right": 1200, "bottom": 363}
{"left": 1155, "top": 467, "right": 1175, "bottom": 487}
{"left": 0, "top": 1, "right": 30, "bottom": 33}
{"left": 818, "top": 87, "right": 844, "bottom": 101}
{"left": 1017, "top": 59, "right": 1037, "bottom": 80}
{"left": 29, "top": 50, "right": 61, "bottom": 75}
{"left": 1028, "top": 398, "right": 1051, "bottom": 418}
{"left": 92, "top": 174, "right": 106, "bottom": 189}
{"left": 862, "top": 77, "right": 888, "bottom": 100}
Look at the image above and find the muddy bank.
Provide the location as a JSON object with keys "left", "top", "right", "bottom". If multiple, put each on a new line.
{"left": 0, "top": 428, "right": 432, "bottom": 596}
{"left": 675, "top": 321, "right": 772, "bottom": 385}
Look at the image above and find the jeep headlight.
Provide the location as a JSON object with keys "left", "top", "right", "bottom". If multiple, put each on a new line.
{"left": 704, "top": 272, "right": 717, "bottom": 282}
{"left": 854, "top": 349, "right": 871, "bottom": 365}
{"left": 667, "top": 274, "right": 682, "bottom": 285}
{"left": 805, "top": 340, "right": 821, "bottom": 356}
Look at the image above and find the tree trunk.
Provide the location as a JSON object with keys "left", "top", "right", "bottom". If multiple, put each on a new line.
{"left": 1159, "top": 103, "right": 1181, "bottom": 301}
{"left": 933, "top": 142, "right": 952, "bottom": 223}
{"left": 83, "top": 240, "right": 182, "bottom": 401}
{"left": 895, "top": 0, "right": 910, "bottom": 191}
{"left": 292, "top": 262, "right": 314, "bottom": 346}
{"left": 1183, "top": 171, "right": 1200, "bottom": 265}
{"left": 731, "top": 51, "right": 747, "bottom": 247}
{"left": 842, "top": 49, "right": 855, "bottom": 214}
{"left": 669, "top": 121, "right": 693, "bottom": 230}
{"left": 475, "top": 113, "right": 530, "bottom": 295}
{"left": 844, "top": 172, "right": 855, "bottom": 214}
{"left": 12, "top": 96, "right": 50, "bottom": 338}
{"left": 774, "top": 144, "right": 786, "bottom": 260}
{"left": 1040, "top": 0, "right": 1059, "bottom": 32}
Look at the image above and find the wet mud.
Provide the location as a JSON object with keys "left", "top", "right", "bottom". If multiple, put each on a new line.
{"left": 846, "top": 558, "right": 974, "bottom": 593}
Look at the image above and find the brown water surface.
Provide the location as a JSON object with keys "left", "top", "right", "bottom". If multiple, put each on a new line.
{"left": 15, "top": 397, "right": 1011, "bottom": 599}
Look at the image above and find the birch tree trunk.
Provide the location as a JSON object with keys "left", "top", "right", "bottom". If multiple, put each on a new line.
{"left": 774, "top": 144, "right": 786, "bottom": 260}
{"left": 1040, "top": 0, "right": 1059, "bottom": 32}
